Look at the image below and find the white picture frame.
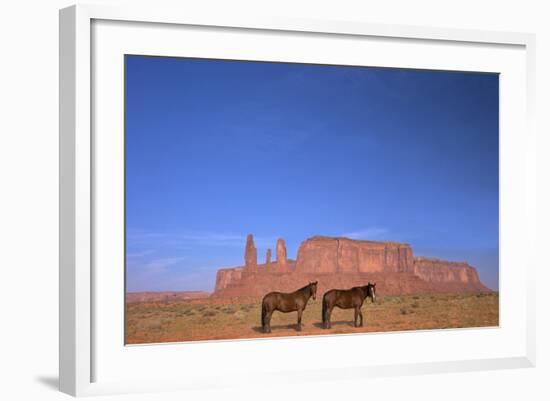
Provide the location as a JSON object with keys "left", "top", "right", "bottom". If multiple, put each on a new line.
{"left": 59, "top": 4, "right": 536, "bottom": 397}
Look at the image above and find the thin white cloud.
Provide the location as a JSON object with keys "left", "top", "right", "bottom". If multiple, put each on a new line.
{"left": 127, "top": 256, "right": 187, "bottom": 278}
{"left": 340, "top": 227, "right": 389, "bottom": 240}
{"left": 143, "top": 257, "right": 186, "bottom": 270}
{"left": 126, "top": 249, "right": 156, "bottom": 259}
{"left": 179, "top": 233, "right": 244, "bottom": 245}
{"left": 127, "top": 228, "right": 276, "bottom": 248}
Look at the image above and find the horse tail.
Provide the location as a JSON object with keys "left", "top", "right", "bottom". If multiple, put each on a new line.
{"left": 322, "top": 294, "right": 327, "bottom": 325}
{"left": 261, "top": 299, "right": 267, "bottom": 328}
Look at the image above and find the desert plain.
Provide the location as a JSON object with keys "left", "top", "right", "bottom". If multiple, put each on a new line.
{"left": 125, "top": 292, "right": 498, "bottom": 344}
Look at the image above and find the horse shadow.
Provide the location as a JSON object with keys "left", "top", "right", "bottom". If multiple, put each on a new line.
{"left": 252, "top": 320, "right": 359, "bottom": 333}
{"left": 252, "top": 324, "right": 302, "bottom": 333}
{"left": 312, "top": 321, "right": 357, "bottom": 329}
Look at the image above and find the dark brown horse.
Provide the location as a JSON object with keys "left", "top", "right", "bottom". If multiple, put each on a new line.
{"left": 322, "top": 283, "right": 376, "bottom": 329}
{"left": 261, "top": 282, "right": 318, "bottom": 333}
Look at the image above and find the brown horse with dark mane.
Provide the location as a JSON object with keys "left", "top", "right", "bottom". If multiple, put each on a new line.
{"left": 322, "top": 283, "right": 376, "bottom": 329}
{"left": 261, "top": 282, "right": 318, "bottom": 333}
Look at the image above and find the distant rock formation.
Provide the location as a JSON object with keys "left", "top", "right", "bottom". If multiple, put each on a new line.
{"left": 244, "top": 234, "right": 257, "bottom": 270}
{"left": 215, "top": 266, "right": 244, "bottom": 291}
{"left": 412, "top": 257, "right": 483, "bottom": 287}
{"left": 212, "top": 235, "right": 491, "bottom": 298}
{"left": 276, "top": 238, "right": 287, "bottom": 269}
{"left": 266, "top": 248, "right": 272, "bottom": 264}
{"left": 126, "top": 291, "right": 210, "bottom": 303}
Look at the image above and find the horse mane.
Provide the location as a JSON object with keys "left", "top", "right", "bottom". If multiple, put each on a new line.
{"left": 297, "top": 282, "right": 315, "bottom": 292}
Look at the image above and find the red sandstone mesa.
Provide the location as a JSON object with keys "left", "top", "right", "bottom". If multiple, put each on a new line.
{"left": 295, "top": 236, "right": 413, "bottom": 274}
{"left": 212, "top": 235, "right": 491, "bottom": 298}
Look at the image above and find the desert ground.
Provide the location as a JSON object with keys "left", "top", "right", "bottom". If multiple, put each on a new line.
{"left": 125, "top": 292, "right": 499, "bottom": 344}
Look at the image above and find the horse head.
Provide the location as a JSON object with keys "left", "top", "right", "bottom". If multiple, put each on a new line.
{"left": 310, "top": 281, "right": 318, "bottom": 300}
{"left": 368, "top": 282, "right": 377, "bottom": 303}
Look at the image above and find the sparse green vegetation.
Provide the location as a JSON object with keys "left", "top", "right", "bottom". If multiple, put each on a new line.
{"left": 222, "top": 306, "right": 236, "bottom": 314}
{"left": 125, "top": 292, "right": 499, "bottom": 344}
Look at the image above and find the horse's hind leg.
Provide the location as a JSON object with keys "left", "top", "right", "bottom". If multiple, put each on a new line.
{"left": 359, "top": 309, "right": 364, "bottom": 327}
{"left": 326, "top": 307, "right": 333, "bottom": 329}
{"left": 322, "top": 299, "right": 327, "bottom": 329}
{"left": 296, "top": 308, "right": 303, "bottom": 331}
{"left": 264, "top": 309, "right": 273, "bottom": 333}
{"left": 353, "top": 307, "right": 361, "bottom": 327}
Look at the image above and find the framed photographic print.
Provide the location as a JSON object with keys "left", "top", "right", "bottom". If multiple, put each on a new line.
{"left": 124, "top": 55, "right": 499, "bottom": 344}
{"left": 59, "top": 4, "right": 536, "bottom": 397}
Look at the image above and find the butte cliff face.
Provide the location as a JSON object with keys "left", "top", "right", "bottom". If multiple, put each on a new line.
{"left": 412, "top": 257, "right": 487, "bottom": 291}
{"left": 295, "top": 236, "right": 413, "bottom": 274}
{"left": 212, "top": 235, "right": 491, "bottom": 298}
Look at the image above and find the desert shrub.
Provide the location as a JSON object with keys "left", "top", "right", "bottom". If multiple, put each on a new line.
{"left": 202, "top": 310, "right": 217, "bottom": 317}
{"left": 400, "top": 307, "right": 412, "bottom": 315}
{"left": 177, "top": 309, "right": 195, "bottom": 317}
{"left": 411, "top": 301, "right": 420, "bottom": 308}
{"left": 222, "top": 307, "right": 236, "bottom": 314}
{"left": 145, "top": 319, "right": 163, "bottom": 331}
{"left": 412, "top": 295, "right": 420, "bottom": 300}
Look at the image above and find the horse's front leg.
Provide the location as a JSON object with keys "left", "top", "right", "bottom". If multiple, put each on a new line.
{"left": 296, "top": 308, "right": 303, "bottom": 331}
{"left": 359, "top": 309, "right": 364, "bottom": 327}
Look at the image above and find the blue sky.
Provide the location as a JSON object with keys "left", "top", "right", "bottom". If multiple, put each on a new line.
{"left": 125, "top": 55, "right": 499, "bottom": 292}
